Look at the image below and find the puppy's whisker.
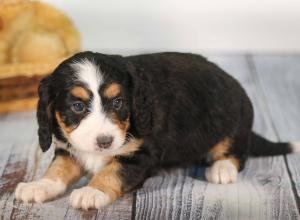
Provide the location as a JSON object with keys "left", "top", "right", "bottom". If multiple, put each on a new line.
{"left": 126, "top": 132, "right": 134, "bottom": 139}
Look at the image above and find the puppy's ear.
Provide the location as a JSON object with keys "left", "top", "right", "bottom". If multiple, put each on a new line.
{"left": 37, "top": 75, "right": 53, "bottom": 152}
{"left": 128, "top": 64, "right": 153, "bottom": 136}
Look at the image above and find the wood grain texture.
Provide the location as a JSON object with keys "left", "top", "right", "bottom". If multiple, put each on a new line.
{"left": 135, "top": 55, "right": 300, "bottom": 220}
{"left": 0, "top": 112, "right": 37, "bottom": 142}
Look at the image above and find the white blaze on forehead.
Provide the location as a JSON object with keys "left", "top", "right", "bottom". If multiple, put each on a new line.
{"left": 71, "top": 59, "right": 103, "bottom": 115}
{"left": 71, "top": 59, "right": 102, "bottom": 93}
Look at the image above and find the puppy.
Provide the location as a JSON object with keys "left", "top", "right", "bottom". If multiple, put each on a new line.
{"left": 15, "top": 52, "right": 300, "bottom": 210}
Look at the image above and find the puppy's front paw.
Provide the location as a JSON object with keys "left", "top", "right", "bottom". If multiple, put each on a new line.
{"left": 15, "top": 179, "right": 66, "bottom": 203}
{"left": 69, "top": 186, "right": 111, "bottom": 210}
{"left": 205, "top": 159, "right": 238, "bottom": 184}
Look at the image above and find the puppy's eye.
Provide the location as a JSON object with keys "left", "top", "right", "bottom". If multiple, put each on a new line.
{"left": 112, "top": 98, "right": 123, "bottom": 110}
{"left": 71, "top": 101, "right": 86, "bottom": 113}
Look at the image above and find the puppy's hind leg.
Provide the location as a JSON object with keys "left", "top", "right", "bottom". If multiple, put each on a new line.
{"left": 205, "top": 136, "right": 248, "bottom": 184}
{"left": 205, "top": 156, "right": 241, "bottom": 184}
{"left": 205, "top": 94, "right": 253, "bottom": 184}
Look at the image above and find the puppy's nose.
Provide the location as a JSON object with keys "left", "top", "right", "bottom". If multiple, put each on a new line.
{"left": 96, "top": 135, "right": 113, "bottom": 149}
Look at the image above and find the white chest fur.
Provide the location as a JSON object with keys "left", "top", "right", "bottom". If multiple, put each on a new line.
{"left": 71, "top": 149, "right": 110, "bottom": 174}
{"left": 53, "top": 138, "right": 110, "bottom": 174}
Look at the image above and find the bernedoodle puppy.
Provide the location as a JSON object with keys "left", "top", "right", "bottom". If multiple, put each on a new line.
{"left": 15, "top": 52, "right": 300, "bottom": 210}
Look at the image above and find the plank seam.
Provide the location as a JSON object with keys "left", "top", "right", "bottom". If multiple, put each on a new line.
{"left": 131, "top": 191, "right": 137, "bottom": 220}
{"left": 284, "top": 155, "right": 300, "bottom": 210}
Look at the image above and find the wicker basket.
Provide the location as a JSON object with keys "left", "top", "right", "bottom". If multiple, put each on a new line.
{"left": 0, "top": 0, "right": 80, "bottom": 114}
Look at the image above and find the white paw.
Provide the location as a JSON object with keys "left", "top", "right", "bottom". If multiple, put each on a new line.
{"left": 15, "top": 179, "right": 66, "bottom": 203}
{"left": 292, "top": 142, "right": 300, "bottom": 153}
{"left": 205, "top": 159, "right": 238, "bottom": 184}
{"left": 69, "top": 186, "right": 111, "bottom": 210}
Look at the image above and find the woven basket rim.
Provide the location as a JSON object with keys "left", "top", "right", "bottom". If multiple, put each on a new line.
{"left": 0, "top": 56, "right": 70, "bottom": 79}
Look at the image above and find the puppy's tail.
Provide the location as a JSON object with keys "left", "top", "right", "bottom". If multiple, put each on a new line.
{"left": 249, "top": 132, "right": 300, "bottom": 156}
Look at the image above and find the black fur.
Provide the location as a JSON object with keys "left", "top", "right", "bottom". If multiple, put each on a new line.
{"left": 37, "top": 76, "right": 53, "bottom": 152}
{"left": 37, "top": 52, "right": 293, "bottom": 192}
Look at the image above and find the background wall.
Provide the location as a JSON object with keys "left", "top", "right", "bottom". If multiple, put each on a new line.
{"left": 44, "top": 0, "right": 300, "bottom": 55}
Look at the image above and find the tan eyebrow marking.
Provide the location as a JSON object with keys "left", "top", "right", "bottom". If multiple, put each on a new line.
{"left": 103, "top": 83, "right": 121, "bottom": 99}
{"left": 70, "top": 86, "right": 90, "bottom": 100}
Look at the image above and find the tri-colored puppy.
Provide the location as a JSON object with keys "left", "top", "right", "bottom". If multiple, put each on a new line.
{"left": 15, "top": 52, "right": 300, "bottom": 210}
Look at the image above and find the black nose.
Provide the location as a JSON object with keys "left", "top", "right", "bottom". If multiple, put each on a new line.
{"left": 96, "top": 135, "right": 113, "bottom": 149}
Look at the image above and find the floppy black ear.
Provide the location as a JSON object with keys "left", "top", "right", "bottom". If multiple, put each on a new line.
{"left": 128, "top": 64, "right": 153, "bottom": 136}
{"left": 37, "top": 75, "right": 53, "bottom": 152}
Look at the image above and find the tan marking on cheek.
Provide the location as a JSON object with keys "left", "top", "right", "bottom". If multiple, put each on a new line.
{"left": 120, "top": 116, "right": 130, "bottom": 135}
{"left": 209, "top": 138, "right": 232, "bottom": 161}
{"left": 70, "top": 86, "right": 89, "bottom": 100}
{"left": 88, "top": 159, "right": 123, "bottom": 202}
{"left": 55, "top": 111, "right": 75, "bottom": 134}
{"left": 117, "top": 138, "right": 143, "bottom": 156}
{"left": 110, "top": 112, "right": 130, "bottom": 138}
{"left": 104, "top": 83, "right": 121, "bottom": 99}
{"left": 44, "top": 155, "right": 83, "bottom": 186}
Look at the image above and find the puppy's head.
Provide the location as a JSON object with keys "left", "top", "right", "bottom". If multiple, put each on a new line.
{"left": 37, "top": 52, "right": 135, "bottom": 153}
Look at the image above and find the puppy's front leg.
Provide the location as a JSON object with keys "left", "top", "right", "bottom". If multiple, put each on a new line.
{"left": 69, "top": 159, "right": 122, "bottom": 210}
{"left": 15, "top": 150, "right": 83, "bottom": 203}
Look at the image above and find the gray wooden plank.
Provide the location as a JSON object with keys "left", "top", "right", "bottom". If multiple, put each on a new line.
{"left": 0, "top": 111, "right": 37, "bottom": 142}
{"left": 0, "top": 140, "right": 35, "bottom": 219}
{"left": 135, "top": 55, "right": 299, "bottom": 220}
{"left": 251, "top": 55, "right": 300, "bottom": 141}
{"left": 286, "top": 154, "right": 300, "bottom": 200}
{"left": 251, "top": 55, "right": 300, "bottom": 203}
{"left": 0, "top": 113, "right": 133, "bottom": 219}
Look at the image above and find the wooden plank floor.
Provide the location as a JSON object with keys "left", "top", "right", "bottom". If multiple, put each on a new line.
{"left": 0, "top": 54, "right": 299, "bottom": 220}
